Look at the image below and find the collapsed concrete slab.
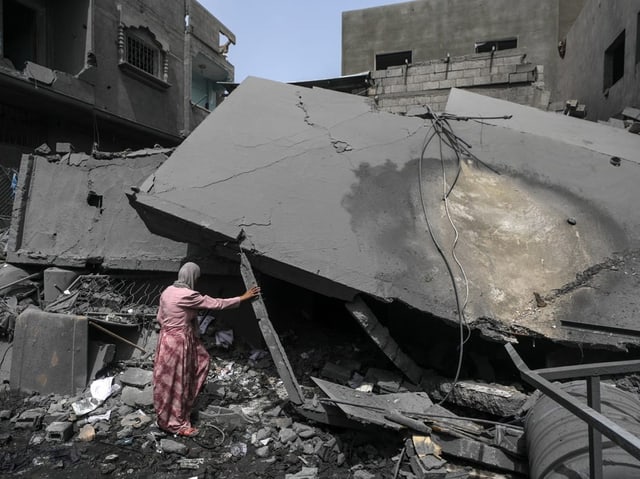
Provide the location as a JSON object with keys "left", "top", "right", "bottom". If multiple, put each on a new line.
{"left": 8, "top": 148, "right": 188, "bottom": 271}
{"left": 128, "top": 77, "right": 640, "bottom": 349}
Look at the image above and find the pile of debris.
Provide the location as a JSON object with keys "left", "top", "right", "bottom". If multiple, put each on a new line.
{"left": 598, "top": 106, "right": 640, "bottom": 134}
{"left": 3, "top": 78, "right": 640, "bottom": 478}
{"left": 0, "top": 260, "right": 534, "bottom": 478}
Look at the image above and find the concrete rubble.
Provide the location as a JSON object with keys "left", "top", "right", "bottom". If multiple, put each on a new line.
{"left": 1, "top": 77, "right": 640, "bottom": 477}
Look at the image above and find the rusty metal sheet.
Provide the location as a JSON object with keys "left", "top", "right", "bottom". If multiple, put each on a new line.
{"left": 311, "top": 376, "right": 433, "bottom": 430}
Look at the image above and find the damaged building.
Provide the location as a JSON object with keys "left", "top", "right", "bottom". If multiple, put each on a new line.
{"left": 343, "top": 0, "right": 640, "bottom": 128}
{"left": 0, "top": 0, "right": 235, "bottom": 171}
{"left": 1, "top": 1, "right": 640, "bottom": 478}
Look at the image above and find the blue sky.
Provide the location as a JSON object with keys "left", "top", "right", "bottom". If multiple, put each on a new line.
{"left": 199, "top": 1, "right": 409, "bottom": 83}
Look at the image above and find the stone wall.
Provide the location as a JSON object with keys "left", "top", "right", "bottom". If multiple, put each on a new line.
{"left": 368, "top": 50, "right": 550, "bottom": 115}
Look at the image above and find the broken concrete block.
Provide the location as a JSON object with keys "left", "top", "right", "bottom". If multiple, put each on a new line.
{"left": 23, "top": 61, "right": 56, "bottom": 85}
{"left": 421, "top": 374, "right": 528, "bottom": 418}
{"left": 320, "top": 362, "right": 353, "bottom": 383}
{"left": 177, "top": 458, "right": 205, "bottom": 469}
{"left": 255, "top": 445, "right": 270, "bottom": 457}
{"left": 160, "top": 438, "right": 188, "bottom": 455}
{"left": 34, "top": 143, "right": 52, "bottom": 155}
{"left": 14, "top": 409, "right": 45, "bottom": 430}
{"left": 118, "top": 368, "right": 153, "bottom": 387}
{"left": 46, "top": 421, "right": 73, "bottom": 442}
{"left": 199, "top": 405, "right": 248, "bottom": 427}
{"left": 120, "top": 410, "right": 151, "bottom": 429}
{"left": 120, "top": 386, "right": 144, "bottom": 407}
{"left": 55, "top": 143, "right": 74, "bottom": 154}
{"left": 278, "top": 427, "right": 297, "bottom": 443}
{"left": 622, "top": 107, "right": 640, "bottom": 121}
{"left": 434, "top": 434, "right": 527, "bottom": 474}
{"left": 285, "top": 467, "right": 319, "bottom": 479}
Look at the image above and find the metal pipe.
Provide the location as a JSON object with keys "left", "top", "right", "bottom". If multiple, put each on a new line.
{"left": 0, "top": 272, "right": 42, "bottom": 292}
{"left": 88, "top": 320, "right": 148, "bottom": 354}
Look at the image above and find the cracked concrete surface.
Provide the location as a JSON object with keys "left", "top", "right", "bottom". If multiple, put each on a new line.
{"left": 130, "top": 78, "right": 640, "bottom": 349}
{"left": 8, "top": 152, "right": 188, "bottom": 271}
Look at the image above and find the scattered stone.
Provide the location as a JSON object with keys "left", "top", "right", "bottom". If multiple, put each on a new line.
{"left": 116, "top": 426, "right": 134, "bottom": 439}
{"left": 255, "top": 445, "right": 270, "bottom": 457}
{"left": 121, "top": 410, "right": 152, "bottom": 428}
{"left": 0, "top": 410, "right": 12, "bottom": 420}
{"left": 273, "top": 417, "right": 293, "bottom": 429}
{"left": 160, "top": 438, "right": 188, "bottom": 455}
{"left": 29, "top": 434, "right": 45, "bottom": 445}
{"left": 352, "top": 469, "right": 375, "bottom": 479}
{"left": 100, "top": 463, "right": 117, "bottom": 475}
{"left": 14, "top": 409, "right": 45, "bottom": 430}
{"left": 120, "top": 386, "right": 152, "bottom": 407}
{"left": 177, "top": 458, "right": 205, "bottom": 470}
{"left": 118, "top": 368, "right": 153, "bottom": 387}
{"left": 279, "top": 427, "right": 297, "bottom": 443}
{"left": 77, "top": 424, "right": 96, "bottom": 442}
{"left": 104, "top": 454, "right": 119, "bottom": 462}
{"left": 264, "top": 405, "right": 282, "bottom": 417}
{"left": 34, "top": 143, "right": 51, "bottom": 155}
{"left": 285, "top": 466, "right": 319, "bottom": 479}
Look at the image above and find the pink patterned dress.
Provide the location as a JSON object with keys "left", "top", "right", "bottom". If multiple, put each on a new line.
{"left": 153, "top": 285, "right": 241, "bottom": 433}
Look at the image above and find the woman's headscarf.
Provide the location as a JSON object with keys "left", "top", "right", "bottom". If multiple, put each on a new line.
{"left": 174, "top": 262, "right": 200, "bottom": 289}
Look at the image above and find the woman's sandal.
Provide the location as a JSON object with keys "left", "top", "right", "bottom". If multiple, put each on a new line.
{"left": 176, "top": 425, "right": 199, "bottom": 437}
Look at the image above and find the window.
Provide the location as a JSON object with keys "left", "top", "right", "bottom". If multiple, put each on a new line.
{"left": 475, "top": 38, "right": 518, "bottom": 54}
{"left": 2, "top": 0, "right": 38, "bottom": 70}
{"left": 604, "top": 30, "right": 625, "bottom": 91}
{"left": 375, "top": 51, "right": 412, "bottom": 70}
{"left": 126, "top": 34, "right": 158, "bottom": 76}
{"left": 118, "top": 25, "right": 169, "bottom": 89}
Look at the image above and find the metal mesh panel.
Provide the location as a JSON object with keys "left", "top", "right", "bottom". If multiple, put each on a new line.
{"left": 0, "top": 166, "right": 17, "bottom": 231}
{"left": 46, "top": 274, "right": 162, "bottom": 326}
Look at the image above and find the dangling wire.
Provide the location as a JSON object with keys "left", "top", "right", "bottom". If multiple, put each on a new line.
{"left": 417, "top": 106, "right": 484, "bottom": 406}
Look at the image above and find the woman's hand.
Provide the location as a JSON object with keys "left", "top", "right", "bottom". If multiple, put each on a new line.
{"left": 240, "top": 286, "right": 261, "bottom": 302}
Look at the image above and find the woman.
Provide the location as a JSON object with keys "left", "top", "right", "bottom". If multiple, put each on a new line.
{"left": 153, "top": 262, "right": 260, "bottom": 437}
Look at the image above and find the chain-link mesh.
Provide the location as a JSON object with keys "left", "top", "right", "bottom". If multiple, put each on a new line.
{"left": 0, "top": 166, "right": 17, "bottom": 255}
{"left": 46, "top": 274, "right": 163, "bottom": 326}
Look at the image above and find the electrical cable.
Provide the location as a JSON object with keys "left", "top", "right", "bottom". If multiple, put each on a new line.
{"left": 430, "top": 111, "right": 472, "bottom": 344}
{"left": 418, "top": 106, "right": 482, "bottom": 406}
{"left": 418, "top": 122, "right": 464, "bottom": 407}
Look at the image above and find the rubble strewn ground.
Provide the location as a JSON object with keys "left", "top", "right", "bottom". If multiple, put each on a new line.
{"left": 0, "top": 268, "right": 531, "bottom": 478}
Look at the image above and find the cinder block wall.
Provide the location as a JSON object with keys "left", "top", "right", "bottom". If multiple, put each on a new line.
{"left": 369, "top": 50, "right": 550, "bottom": 115}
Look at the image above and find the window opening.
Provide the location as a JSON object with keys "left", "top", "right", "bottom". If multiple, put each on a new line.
{"left": 375, "top": 51, "right": 412, "bottom": 70}
{"left": 87, "top": 191, "right": 103, "bottom": 210}
{"left": 475, "top": 38, "right": 518, "bottom": 54}
{"left": 2, "top": 0, "right": 37, "bottom": 70}
{"left": 604, "top": 30, "right": 625, "bottom": 91}
{"left": 126, "top": 34, "right": 157, "bottom": 76}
